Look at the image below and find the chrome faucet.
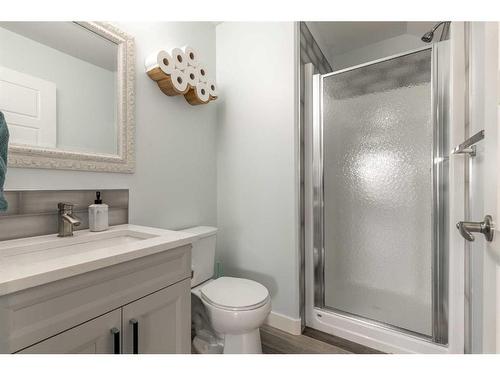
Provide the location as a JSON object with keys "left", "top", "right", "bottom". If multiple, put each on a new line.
{"left": 57, "top": 202, "right": 81, "bottom": 237}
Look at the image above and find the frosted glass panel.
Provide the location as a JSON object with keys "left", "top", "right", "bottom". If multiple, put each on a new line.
{"left": 322, "top": 50, "right": 433, "bottom": 335}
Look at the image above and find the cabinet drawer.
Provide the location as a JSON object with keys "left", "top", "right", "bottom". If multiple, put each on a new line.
{"left": 17, "top": 309, "right": 121, "bottom": 354}
{"left": 0, "top": 245, "right": 191, "bottom": 353}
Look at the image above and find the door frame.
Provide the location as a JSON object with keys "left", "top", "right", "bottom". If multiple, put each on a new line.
{"left": 465, "top": 21, "right": 500, "bottom": 354}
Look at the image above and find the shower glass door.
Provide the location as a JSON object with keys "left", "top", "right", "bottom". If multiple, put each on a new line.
{"left": 313, "top": 47, "right": 448, "bottom": 341}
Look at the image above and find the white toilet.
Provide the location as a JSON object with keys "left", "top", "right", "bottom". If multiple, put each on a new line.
{"left": 183, "top": 226, "right": 271, "bottom": 354}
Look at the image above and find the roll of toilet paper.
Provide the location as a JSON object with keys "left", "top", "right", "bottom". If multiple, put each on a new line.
{"left": 183, "top": 66, "right": 198, "bottom": 87}
{"left": 181, "top": 45, "right": 199, "bottom": 67}
{"left": 196, "top": 83, "right": 210, "bottom": 102}
{"left": 206, "top": 79, "right": 218, "bottom": 99}
{"left": 169, "top": 48, "right": 188, "bottom": 70}
{"left": 197, "top": 65, "right": 208, "bottom": 83}
{"left": 158, "top": 69, "right": 189, "bottom": 96}
{"left": 144, "top": 50, "right": 174, "bottom": 80}
{"left": 184, "top": 82, "right": 210, "bottom": 105}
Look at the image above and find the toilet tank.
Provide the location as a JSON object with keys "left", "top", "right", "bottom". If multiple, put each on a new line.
{"left": 181, "top": 226, "right": 218, "bottom": 287}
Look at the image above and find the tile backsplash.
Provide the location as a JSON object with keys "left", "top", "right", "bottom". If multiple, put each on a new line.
{"left": 0, "top": 189, "right": 128, "bottom": 241}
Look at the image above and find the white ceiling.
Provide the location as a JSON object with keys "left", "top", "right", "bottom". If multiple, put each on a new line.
{"left": 306, "top": 21, "right": 436, "bottom": 58}
{"left": 0, "top": 22, "right": 118, "bottom": 71}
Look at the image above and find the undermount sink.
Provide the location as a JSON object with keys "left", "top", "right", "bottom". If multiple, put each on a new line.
{"left": 0, "top": 224, "right": 199, "bottom": 296}
{"left": 0, "top": 229, "right": 158, "bottom": 261}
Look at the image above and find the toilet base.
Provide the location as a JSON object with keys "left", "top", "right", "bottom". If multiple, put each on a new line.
{"left": 223, "top": 329, "right": 262, "bottom": 354}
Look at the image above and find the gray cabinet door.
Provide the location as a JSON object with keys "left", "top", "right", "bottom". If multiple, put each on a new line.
{"left": 17, "top": 309, "right": 121, "bottom": 354}
{"left": 122, "top": 279, "right": 191, "bottom": 354}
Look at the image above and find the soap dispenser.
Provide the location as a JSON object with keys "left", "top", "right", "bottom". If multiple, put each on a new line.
{"left": 89, "top": 191, "right": 109, "bottom": 232}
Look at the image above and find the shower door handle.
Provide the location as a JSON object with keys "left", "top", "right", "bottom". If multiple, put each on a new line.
{"left": 456, "top": 215, "right": 494, "bottom": 242}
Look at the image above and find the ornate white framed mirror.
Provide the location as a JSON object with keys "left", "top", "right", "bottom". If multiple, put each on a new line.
{"left": 0, "top": 22, "right": 135, "bottom": 173}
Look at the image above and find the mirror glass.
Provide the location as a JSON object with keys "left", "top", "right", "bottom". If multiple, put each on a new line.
{"left": 0, "top": 22, "right": 119, "bottom": 155}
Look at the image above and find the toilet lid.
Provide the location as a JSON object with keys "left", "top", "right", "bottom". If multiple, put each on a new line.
{"left": 200, "top": 277, "right": 269, "bottom": 311}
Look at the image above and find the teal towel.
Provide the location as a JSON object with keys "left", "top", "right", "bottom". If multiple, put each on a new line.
{"left": 0, "top": 111, "right": 9, "bottom": 211}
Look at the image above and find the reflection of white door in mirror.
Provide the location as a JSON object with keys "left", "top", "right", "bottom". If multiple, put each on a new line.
{"left": 0, "top": 66, "right": 56, "bottom": 148}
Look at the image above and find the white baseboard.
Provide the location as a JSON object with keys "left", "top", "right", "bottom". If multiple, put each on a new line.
{"left": 264, "top": 311, "right": 302, "bottom": 335}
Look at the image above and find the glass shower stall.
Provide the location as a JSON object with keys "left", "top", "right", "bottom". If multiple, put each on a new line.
{"left": 304, "top": 44, "right": 451, "bottom": 353}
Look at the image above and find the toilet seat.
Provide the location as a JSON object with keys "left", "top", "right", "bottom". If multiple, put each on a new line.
{"left": 200, "top": 277, "right": 269, "bottom": 311}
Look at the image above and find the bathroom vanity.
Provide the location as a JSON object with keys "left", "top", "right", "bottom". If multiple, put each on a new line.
{"left": 0, "top": 224, "right": 196, "bottom": 354}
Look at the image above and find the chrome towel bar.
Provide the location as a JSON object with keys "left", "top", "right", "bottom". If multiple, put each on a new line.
{"left": 452, "top": 129, "right": 484, "bottom": 156}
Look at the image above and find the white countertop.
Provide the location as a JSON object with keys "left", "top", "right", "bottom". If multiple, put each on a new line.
{"left": 0, "top": 224, "right": 199, "bottom": 296}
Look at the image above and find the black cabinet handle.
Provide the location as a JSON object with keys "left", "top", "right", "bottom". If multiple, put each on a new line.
{"left": 110, "top": 328, "right": 120, "bottom": 354}
{"left": 130, "top": 319, "right": 138, "bottom": 354}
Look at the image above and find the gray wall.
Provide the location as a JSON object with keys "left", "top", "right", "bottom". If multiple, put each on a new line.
{"left": 332, "top": 34, "right": 428, "bottom": 70}
{"left": 4, "top": 22, "right": 218, "bottom": 231}
{"left": 216, "top": 22, "right": 300, "bottom": 319}
{"left": 300, "top": 22, "right": 332, "bottom": 75}
{"left": 298, "top": 21, "right": 333, "bottom": 326}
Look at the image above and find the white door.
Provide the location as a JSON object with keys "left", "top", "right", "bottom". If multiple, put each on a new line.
{"left": 122, "top": 279, "right": 191, "bottom": 354}
{"left": 16, "top": 309, "right": 121, "bottom": 354}
{"left": 457, "top": 22, "right": 500, "bottom": 353}
{"left": 0, "top": 66, "right": 56, "bottom": 148}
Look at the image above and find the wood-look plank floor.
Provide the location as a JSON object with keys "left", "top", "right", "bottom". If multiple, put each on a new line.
{"left": 260, "top": 325, "right": 383, "bottom": 354}
{"left": 303, "top": 327, "right": 383, "bottom": 354}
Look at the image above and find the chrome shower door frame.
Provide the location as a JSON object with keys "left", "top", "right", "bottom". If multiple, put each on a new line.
{"left": 311, "top": 44, "right": 450, "bottom": 345}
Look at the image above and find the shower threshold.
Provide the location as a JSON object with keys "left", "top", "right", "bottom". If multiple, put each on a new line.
{"left": 307, "top": 306, "right": 448, "bottom": 354}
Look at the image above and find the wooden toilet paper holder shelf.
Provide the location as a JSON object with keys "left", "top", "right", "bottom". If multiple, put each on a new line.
{"left": 145, "top": 47, "right": 217, "bottom": 106}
